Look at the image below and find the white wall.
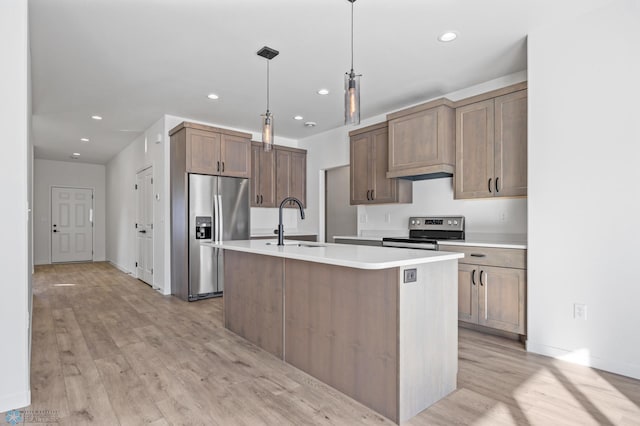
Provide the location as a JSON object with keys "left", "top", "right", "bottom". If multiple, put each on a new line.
{"left": 0, "top": 0, "right": 31, "bottom": 412}
{"left": 528, "top": 0, "right": 640, "bottom": 379}
{"left": 33, "top": 159, "right": 106, "bottom": 264}
{"left": 106, "top": 117, "right": 166, "bottom": 293}
{"left": 298, "top": 71, "right": 528, "bottom": 240}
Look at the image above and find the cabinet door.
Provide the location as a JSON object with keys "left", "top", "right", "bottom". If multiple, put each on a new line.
{"left": 220, "top": 134, "right": 251, "bottom": 178}
{"left": 187, "top": 129, "right": 221, "bottom": 174}
{"left": 289, "top": 151, "right": 306, "bottom": 207}
{"left": 388, "top": 108, "right": 440, "bottom": 171}
{"left": 350, "top": 133, "right": 371, "bottom": 205}
{"left": 458, "top": 263, "right": 478, "bottom": 324}
{"left": 495, "top": 90, "right": 527, "bottom": 197}
{"left": 455, "top": 100, "right": 495, "bottom": 199}
{"left": 251, "top": 144, "right": 276, "bottom": 207}
{"left": 275, "top": 149, "right": 291, "bottom": 206}
{"left": 477, "top": 266, "right": 526, "bottom": 334}
{"left": 370, "top": 127, "right": 396, "bottom": 204}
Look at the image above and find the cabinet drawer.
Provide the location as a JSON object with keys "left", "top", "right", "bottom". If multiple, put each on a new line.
{"left": 438, "top": 244, "right": 526, "bottom": 269}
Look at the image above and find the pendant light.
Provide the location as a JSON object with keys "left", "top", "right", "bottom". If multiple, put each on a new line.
{"left": 345, "top": 0, "right": 361, "bottom": 125}
{"left": 257, "top": 46, "right": 279, "bottom": 152}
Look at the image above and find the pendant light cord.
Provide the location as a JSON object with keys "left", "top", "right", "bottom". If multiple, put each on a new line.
{"left": 266, "top": 60, "right": 270, "bottom": 113}
{"left": 350, "top": 0, "right": 354, "bottom": 71}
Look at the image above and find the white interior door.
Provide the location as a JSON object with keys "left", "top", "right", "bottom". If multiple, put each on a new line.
{"left": 136, "top": 167, "right": 154, "bottom": 285}
{"left": 51, "top": 187, "right": 93, "bottom": 263}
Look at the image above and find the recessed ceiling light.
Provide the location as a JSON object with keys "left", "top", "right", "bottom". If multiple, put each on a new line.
{"left": 317, "top": 89, "right": 329, "bottom": 95}
{"left": 438, "top": 31, "right": 458, "bottom": 42}
{"left": 80, "top": 138, "right": 90, "bottom": 142}
{"left": 91, "top": 115, "right": 103, "bottom": 120}
{"left": 72, "top": 152, "right": 81, "bottom": 156}
{"left": 293, "top": 115, "right": 304, "bottom": 120}
{"left": 304, "top": 121, "right": 317, "bottom": 127}
{"left": 207, "top": 93, "right": 219, "bottom": 100}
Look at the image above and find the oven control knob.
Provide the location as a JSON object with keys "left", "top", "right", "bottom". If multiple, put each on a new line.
{"left": 411, "top": 220, "right": 415, "bottom": 225}
{"left": 448, "top": 220, "right": 452, "bottom": 225}
{"left": 454, "top": 220, "right": 458, "bottom": 225}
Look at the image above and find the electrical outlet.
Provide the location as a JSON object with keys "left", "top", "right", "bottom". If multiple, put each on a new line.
{"left": 574, "top": 303, "right": 587, "bottom": 320}
{"left": 404, "top": 268, "right": 417, "bottom": 283}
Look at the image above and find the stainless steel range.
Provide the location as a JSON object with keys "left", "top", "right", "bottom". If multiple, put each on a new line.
{"left": 382, "top": 216, "right": 465, "bottom": 250}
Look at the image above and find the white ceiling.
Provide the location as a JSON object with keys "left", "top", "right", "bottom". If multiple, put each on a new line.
{"left": 29, "top": 0, "right": 609, "bottom": 164}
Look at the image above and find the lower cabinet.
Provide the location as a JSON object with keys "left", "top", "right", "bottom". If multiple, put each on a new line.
{"left": 442, "top": 244, "right": 527, "bottom": 336}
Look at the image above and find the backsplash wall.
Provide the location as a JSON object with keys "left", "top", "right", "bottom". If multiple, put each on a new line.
{"left": 358, "top": 177, "right": 527, "bottom": 235}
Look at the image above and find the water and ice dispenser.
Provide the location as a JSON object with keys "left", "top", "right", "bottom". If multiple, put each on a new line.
{"left": 195, "top": 216, "right": 212, "bottom": 240}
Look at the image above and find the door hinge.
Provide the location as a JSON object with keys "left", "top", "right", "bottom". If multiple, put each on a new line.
{"left": 151, "top": 268, "right": 154, "bottom": 275}
{"left": 135, "top": 184, "right": 138, "bottom": 190}
{"left": 135, "top": 223, "right": 138, "bottom": 229}
{"left": 135, "top": 261, "right": 138, "bottom": 267}
{"left": 150, "top": 223, "right": 153, "bottom": 229}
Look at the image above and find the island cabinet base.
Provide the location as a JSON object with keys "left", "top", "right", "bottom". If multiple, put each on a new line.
{"left": 223, "top": 250, "right": 458, "bottom": 424}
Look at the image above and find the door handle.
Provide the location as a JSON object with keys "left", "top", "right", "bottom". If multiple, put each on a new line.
{"left": 217, "top": 161, "right": 221, "bottom": 172}
{"left": 488, "top": 178, "right": 492, "bottom": 193}
{"left": 471, "top": 269, "right": 476, "bottom": 285}
{"left": 480, "top": 270, "right": 485, "bottom": 286}
{"left": 366, "top": 190, "right": 371, "bottom": 200}
{"left": 371, "top": 189, "right": 375, "bottom": 200}
{"left": 221, "top": 162, "right": 225, "bottom": 173}
{"left": 52, "top": 229, "right": 58, "bottom": 233}
{"left": 495, "top": 177, "right": 500, "bottom": 193}
{"left": 139, "top": 230, "right": 147, "bottom": 233}
{"left": 256, "top": 195, "right": 260, "bottom": 204}
{"left": 260, "top": 195, "right": 263, "bottom": 204}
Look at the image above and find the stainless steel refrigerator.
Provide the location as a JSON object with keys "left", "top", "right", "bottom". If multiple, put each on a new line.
{"left": 171, "top": 174, "right": 250, "bottom": 301}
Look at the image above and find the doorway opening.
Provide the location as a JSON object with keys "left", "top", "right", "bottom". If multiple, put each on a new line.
{"left": 325, "top": 165, "right": 357, "bottom": 243}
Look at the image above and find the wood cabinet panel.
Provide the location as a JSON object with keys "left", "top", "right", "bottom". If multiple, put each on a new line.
{"left": 187, "top": 129, "right": 221, "bottom": 175}
{"left": 275, "top": 147, "right": 307, "bottom": 208}
{"left": 438, "top": 244, "right": 526, "bottom": 269}
{"left": 495, "top": 90, "right": 527, "bottom": 197}
{"left": 251, "top": 143, "right": 276, "bottom": 207}
{"left": 478, "top": 266, "right": 526, "bottom": 334}
{"left": 455, "top": 86, "right": 527, "bottom": 199}
{"left": 349, "top": 122, "right": 412, "bottom": 205}
{"left": 455, "top": 100, "right": 494, "bottom": 198}
{"left": 223, "top": 251, "right": 283, "bottom": 358}
{"left": 458, "top": 263, "right": 478, "bottom": 323}
{"left": 220, "top": 134, "right": 251, "bottom": 178}
{"left": 386, "top": 99, "right": 455, "bottom": 178}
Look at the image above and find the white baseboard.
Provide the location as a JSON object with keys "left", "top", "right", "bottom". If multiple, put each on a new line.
{"left": 107, "top": 260, "right": 134, "bottom": 276}
{"left": 527, "top": 341, "right": 640, "bottom": 380}
{"left": 0, "top": 390, "right": 30, "bottom": 413}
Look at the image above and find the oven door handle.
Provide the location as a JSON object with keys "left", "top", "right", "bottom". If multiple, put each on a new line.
{"left": 382, "top": 241, "right": 438, "bottom": 250}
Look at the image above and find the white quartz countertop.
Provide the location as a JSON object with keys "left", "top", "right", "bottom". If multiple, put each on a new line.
{"left": 333, "top": 233, "right": 527, "bottom": 249}
{"left": 250, "top": 231, "right": 317, "bottom": 238}
{"left": 203, "top": 240, "right": 463, "bottom": 270}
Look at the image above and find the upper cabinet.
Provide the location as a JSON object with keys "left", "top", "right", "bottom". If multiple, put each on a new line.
{"left": 251, "top": 142, "right": 276, "bottom": 207}
{"left": 386, "top": 99, "right": 456, "bottom": 179}
{"left": 350, "top": 122, "right": 412, "bottom": 205}
{"left": 455, "top": 83, "right": 527, "bottom": 199}
{"left": 169, "top": 122, "right": 251, "bottom": 178}
{"left": 275, "top": 146, "right": 307, "bottom": 208}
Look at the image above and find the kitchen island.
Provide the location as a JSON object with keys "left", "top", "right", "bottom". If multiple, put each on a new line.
{"left": 205, "top": 240, "right": 463, "bottom": 423}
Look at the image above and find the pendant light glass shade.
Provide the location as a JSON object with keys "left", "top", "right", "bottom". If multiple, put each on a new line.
{"left": 344, "top": 0, "right": 361, "bottom": 125}
{"left": 262, "top": 111, "right": 273, "bottom": 152}
{"left": 345, "top": 70, "right": 360, "bottom": 125}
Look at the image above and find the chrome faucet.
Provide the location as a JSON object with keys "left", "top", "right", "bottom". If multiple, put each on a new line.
{"left": 278, "top": 197, "right": 305, "bottom": 246}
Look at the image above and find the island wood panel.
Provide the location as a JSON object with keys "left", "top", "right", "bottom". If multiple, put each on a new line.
{"left": 398, "top": 260, "right": 458, "bottom": 423}
{"left": 284, "top": 260, "right": 399, "bottom": 423}
{"left": 223, "top": 251, "right": 283, "bottom": 358}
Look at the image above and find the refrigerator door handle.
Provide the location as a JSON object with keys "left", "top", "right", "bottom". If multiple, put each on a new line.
{"left": 218, "top": 194, "right": 224, "bottom": 242}
{"left": 212, "top": 192, "right": 219, "bottom": 243}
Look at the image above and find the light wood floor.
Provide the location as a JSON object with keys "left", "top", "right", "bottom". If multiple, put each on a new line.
{"left": 8, "top": 262, "right": 640, "bottom": 425}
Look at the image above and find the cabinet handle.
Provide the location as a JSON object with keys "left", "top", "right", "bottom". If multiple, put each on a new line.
{"left": 470, "top": 253, "right": 486, "bottom": 258}
{"left": 222, "top": 162, "right": 225, "bottom": 172}
{"left": 260, "top": 195, "right": 264, "bottom": 204}
{"left": 371, "top": 189, "right": 375, "bottom": 200}
{"left": 217, "top": 161, "right": 220, "bottom": 172}
{"left": 256, "top": 195, "right": 260, "bottom": 204}
{"left": 488, "top": 178, "right": 492, "bottom": 193}
{"left": 495, "top": 177, "right": 500, "bottom": 193}
{"left": 366, "top": 190, "right": 371, "bottom": 201}
{"left": 471, "top": 269, "right": 476, "bottom": 286}
{"left": 480, "top": 270, "right": 485, "bottom": 286}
